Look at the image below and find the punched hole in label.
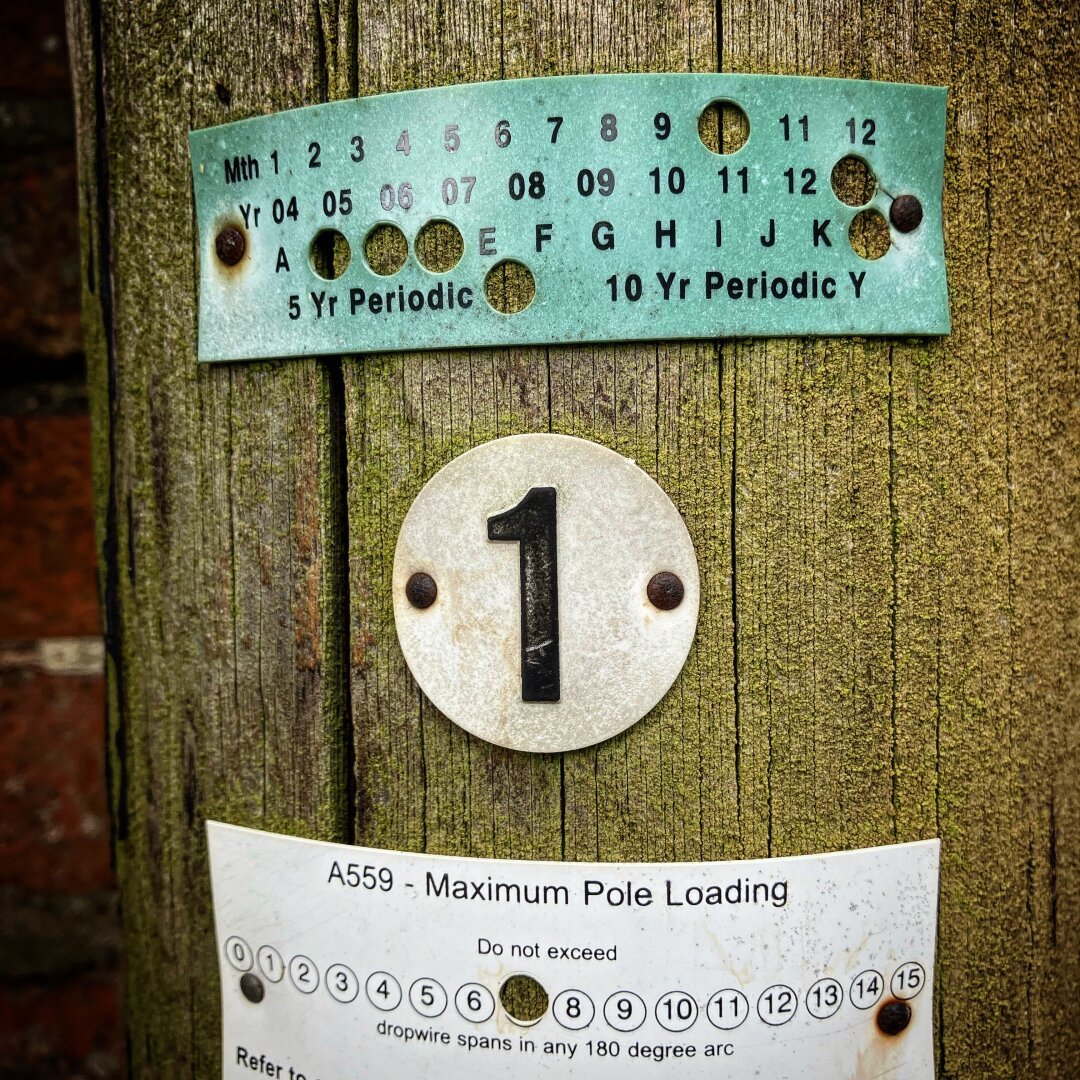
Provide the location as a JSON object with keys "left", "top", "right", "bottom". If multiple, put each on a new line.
{"left": 698, "top": 100, "right": 750, "bottom": 154}
{"left": 831, "top": 155, "right": 877, "bottom": 207}
{"left": 849, "top": 208, "right": 891, "bottom": 260}
{"left": 485, "top": 260, "right": 536, "bottom": 313}
{"left": 309, "top": 228, "right": 350, "bottom": 280}
{"left": 499, "top": 974, "right": 549, "bottom": 1025}
{"left": 364, "top": 223, "right": 408, "bottom": 276}
{"left": 415, "top": 220, "right": 464, "bottom": 273}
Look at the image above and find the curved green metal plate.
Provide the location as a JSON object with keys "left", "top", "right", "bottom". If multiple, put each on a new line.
{"left": 189, "top": 74, "right": 948, "bottom": 362}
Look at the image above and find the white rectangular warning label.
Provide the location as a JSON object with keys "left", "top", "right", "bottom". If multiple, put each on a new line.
{"left": 209, "top": 822, "right": 939, "bottom": 1079}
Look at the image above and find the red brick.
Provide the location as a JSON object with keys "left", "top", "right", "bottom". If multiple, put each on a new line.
{"left": 0, "top": 669, "right": 112, "bottom": 892}
{"left": 0, "top": 0, "right": 83, "bottom": 365}
{"left": 0, "top": 415, "right": 100, "bottom": 639}
{"left": 0, "top": 148, "right": 83, "bottom": 362}
{"left": 0, "top": 978, "right": 124, "bottom": 1076}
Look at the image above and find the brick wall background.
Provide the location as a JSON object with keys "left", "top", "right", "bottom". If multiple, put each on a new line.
{"left": 0, "top": 5, "right": 125, "bottom": 1078}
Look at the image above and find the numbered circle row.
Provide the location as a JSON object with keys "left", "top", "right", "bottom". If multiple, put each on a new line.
{"left": 225, "top": 937, "right": 923, "bottom": 1031}
{"left": 550, "top": 962, "right": 924, "bottom": 1034}
{"left": 225, "top": 938, "right": 475, "bottom": 1017}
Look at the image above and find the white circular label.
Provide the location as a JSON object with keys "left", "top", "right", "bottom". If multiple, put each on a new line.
{"left": 392, "top": 434, "right": 699, "bottom": 752}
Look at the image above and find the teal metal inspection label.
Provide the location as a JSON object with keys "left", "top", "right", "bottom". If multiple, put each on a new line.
{"left": 189, "top": 74, "right": 948, "bottom": 362}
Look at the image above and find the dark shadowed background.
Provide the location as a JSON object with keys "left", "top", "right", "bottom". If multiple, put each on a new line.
{"left": 0, "top": 4, "right": 125, "bottom": 1077}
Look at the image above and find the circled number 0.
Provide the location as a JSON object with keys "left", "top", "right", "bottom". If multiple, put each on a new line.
{"left": 224, "top": 936, "right": 253, "bottom": 972}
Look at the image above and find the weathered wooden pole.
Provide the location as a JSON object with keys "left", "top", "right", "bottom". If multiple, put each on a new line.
{"left": 67, "top": 0, "right": 1076, "bottom": 1074}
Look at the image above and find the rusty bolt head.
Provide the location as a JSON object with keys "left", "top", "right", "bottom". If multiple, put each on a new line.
{"left": 647, "top": 571, "right": 684, "bottom": 611}
{"left": 215, "top": 225, "right": 246, "bottom": 265}
{"left": 889, "top": 195, "right": 924, "bottom": 234}
{"left": 240, "top": 973, "right": 264, "bottom": 1003}
{"left": 876, "top": 1000, "right": 912, "bottom": 1036}
{"left": 406, "top": 572, "right": 438, "bottom": 609}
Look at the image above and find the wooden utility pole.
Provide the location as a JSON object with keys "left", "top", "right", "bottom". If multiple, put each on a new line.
{"left": 67, "top": 0, "right": 1077, "bottom": 1075}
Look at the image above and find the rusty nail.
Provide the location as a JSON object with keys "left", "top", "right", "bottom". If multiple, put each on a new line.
{"left": 647, "top": 571, "right": 684, "bottom": 611}
{"left": 215, "top": 225, "right": 246, "bottom": 265}
{"left": 889, "top": 194, "right": 923, "bottom": 233}
{"left": 876, "top": 1000, "right": 911, "bottom": 1036}
{"left": 240, "top": 973, "right": 264, "bottom": 1003}
{"left": 406, "top": 572, "right": 438, "bottom": 609}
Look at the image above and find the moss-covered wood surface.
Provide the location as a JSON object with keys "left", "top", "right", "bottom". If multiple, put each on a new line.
{"left": 68, "top": 0, "right": 1077, "bottom": 1074}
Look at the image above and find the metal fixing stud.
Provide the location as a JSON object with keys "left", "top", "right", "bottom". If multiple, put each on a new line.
{"left": 647, "top": 571, "right": 684, "bottom": 611}
{"left": 215, "top": 225, "right": 246, "bottom": 265}
{"left": 889, "top": 194, "right": 924, "bottom": 233}
{"left": 240, "top": 973, "right": 265, "bottom": 1003}
{"left": 406, "top": 572, "right": 438, "bottom": 609}
{"left": 876, "top": 1000, "right": 912, "bottom": 1036}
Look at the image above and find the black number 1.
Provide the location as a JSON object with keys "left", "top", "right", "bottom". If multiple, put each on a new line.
{"left": 488, "top": 487, "right": 560, "bottom": 702}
